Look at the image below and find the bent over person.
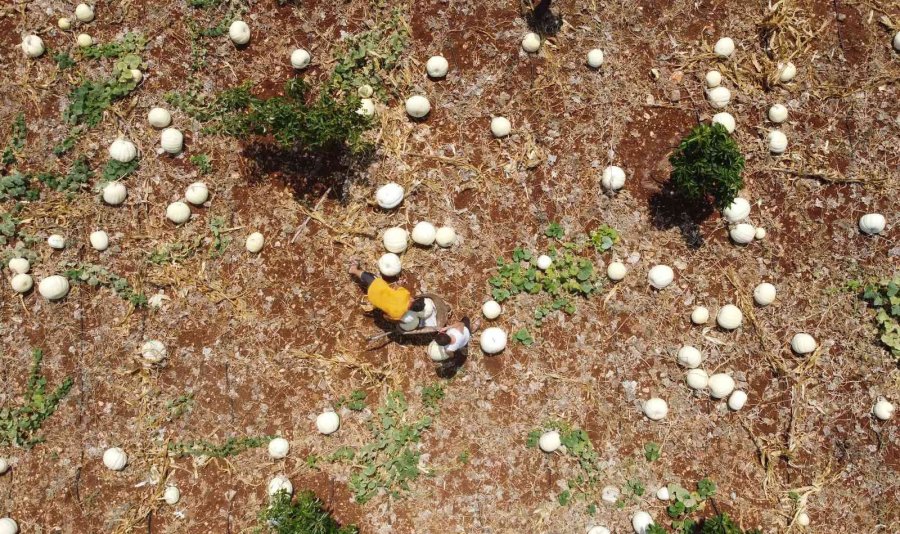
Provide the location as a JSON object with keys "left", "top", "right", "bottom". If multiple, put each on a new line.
{"left": 348, "top": 259, "right": 425, "bottom": 321}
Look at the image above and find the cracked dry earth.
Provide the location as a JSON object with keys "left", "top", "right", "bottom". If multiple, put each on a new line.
{"left": 1, "top": 0, "right": 898, "bottom": 533}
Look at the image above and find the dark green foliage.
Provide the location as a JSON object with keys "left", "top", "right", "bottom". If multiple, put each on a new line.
{"left": 669, "top": 123, "right": 745, "bottom": 210}
{"left": 527, "top": 422, "right": 603, "bottom": 511}
{"left": 0, "top": 172, "right": 39, "bottom": 201}
{"left": 100, "top": 158, "right": 139, "bottom": 185}
{"left": 54, "top": 52, "right": 77, "bottom": 70}
{"left": 168, "top": 435, "right": 273, "bottom": 458}
{"left": 644, "top": 442, "right": 661, "bottom": 462}
{"left": 589, "top": 224, "right": 620, "bottom": 252}
{"left": 258, "top": 490, "right": 358, "bottom": 534}
{"left": 190, "top": 153, "right": 213, "bottom": 174}
{"left": 336, "top": 390, "right": 367, "bottom": 411}
{"left": 37, "top": 157, "right": 93, "bottom": 193}
{"left": 208, "top": 215, "right": 231, "bottom": 257}
{"left": 53, "top": 129, "right": 82, "bottom": 156}
{"left": 78, "top": 33, "right": 147, "bottom": 59}
{"left": 62, "top": 262, "right": 148, "bottom": 307}
{"left": 512, "top": 328, "right": 534, "bottom": 346}
{"left": 327, "top": 10, "right": 409, "bottom": 95}
{"left": 421, "top": 383, "right": 445, "bottom": 411}
{"left": 0, "top": 349, "right": 74, "bottom": 448}
{"left": 2, "top": 113, "right": 26, "bottom": 166}
{"left": 63, "top": 55, "right": 143, "bottom": 127}
{"left": 699, "top": 513, "right": 762, "bottom": 534}
{"left": 545, "top": 222, "right": 564, "bottom": 239}
{"left": 0, "top": 212, "right": 19, "bottom": 245}
{"left": 861, "top": 275, "right": 900, "bottom": 358}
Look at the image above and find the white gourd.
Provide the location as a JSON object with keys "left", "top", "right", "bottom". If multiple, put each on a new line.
{"left": 586, "top": 49, "right": 604, "bottom": 68}
{"left": 712, "top": 112, "right": 735, "bottom": 133}
{"left": 778, "top": 62, "right": 797, "bottom": 82}
{"left": 768, "top": 104, "right": 788, "bottom": 123}
{"left": 290, "top": 48, "right": 311, "bottom": 69}
{"left": 160, "top": 128, "right": 184, "bottom": 154}
{"left": 730, "top": 223, "right": 756, "bottom": 244}
{"left": 268, "top": 437, "right": 290, "bottom": 459}
{"left": 383, "top": 227, "right": 409, "bottom": 253}
{"left": 705, "top": 70, "right": 722, "bottom": 88}
{"left": 357, "top": 99, "right": 376, "bottom": 117}
{"left": 103, "top": 447, "right": 128, "bottom": 471}
{"left": 728, "top": 390, "right": 748, "bottom": 411}
{"left": 480, "top": 327, "right": 507, "bottom": 354}
{"left": 632, "top": 511, "right": 654, "bottom": 534}
{"left": 587, "top": 527, "right": 611, "bottom": 534}
{"left": 375, "top": 183, "right": 404, "bottom": 209}
{"left": 753, "top": 283, "right": 776, "bottom": 306}
{"left": 185, "top": 182, "right": 209, "bottom": 205}
{"left": 102, "top": 182, "right": 127, "bottom": 205}
{"left": 411, "top": 222, "right": 437, "bottom": 246}
{"left": 873, "top": 399, "right": 894, "bottom": 421}
{"left": 378, "top": 253, "right": 402, "bottom": 277}
{"left": 8, "top": 258, "right": 29, "bottom": 274}
{"left": 708, "top": 373, "right": 735, "bottom": 399}
{"left": 685, "top": 369, "right": 709, "bottom": 390}
{"left": 246, "top": 232, "right": 264, "bottom": 253}
{"left": 11, "top": 274, "right": 33, "bottom": 294}
{"left": 109, "top": 139, "right": 137, "bottom": 163}
{"left": 316, "top": 411, "right": 340, "bottom": 434}
{"left": 895, "top": 32, "right": 900, "bottom": 52}
{"left": 89, "top": 230, "right": 109, "bottom": 251}
{"left": 755, "top": 227, "right": 767, "bottom": 239}
{"left": 656, "top": 487, "right": 670, "bottom": 500}
{"left": 427, "top": 340, "right": 450, "bottom": 362}
{"left": 229, "top": 20, "right": 250, "bottom": 45}
{"left": 536, "top": 255, "right": 552, "bottom": 270}
{"left": 790, "top": 333, "right": 817, "bottom": 355}
{"left": 601, "top": 166, "right": 626, "bottom": 191}
{"left": 607, "top": 261, "right": 627, "bottom": 281}
{"left": 405, "top": 95, "right": 431, "bottom": 118}
{"left": 858, "top": 213, "right": 885, "bottom": 235}
{"left": 163, "top": 486, "right": 181, "bottom": 505}
{"left": 22, "top": 35, "right": 45, "bottom": 58}
{"left": 691, "top": 306, "right": 709, "bottom": 324}
{"left": 768, "top": 130, "right": 788, "bottom": 154}
{"left": 482, "top": 300, "right": 501, "bottom": 319}
{"left": 267, "top": 475, "right": 293, "bottom": 497}
{"left": 147, "top": 107, "right": 172, "bottom": 128}
{"left": 0, "top": 518, "right": 17, "bottom": 534}
{"left": 490, "top": 117, "right": 511, "bottom": 138}
{"left": 38, "top": 275, "right": 70, "bottom": 300}
{"left": 141, "top": 340, "right": 167, "bottom": 363}
{"left": 538, "top": 431, "right": 561, "bottom": 452}
{"left": 59, "top": 18, "right": 72, "bottom": 30}
{"left": 722, "top": 197, "right": 750, "bottom": 222}
{"left": 166, "top": 202, "right": 191, "bottom": 224}
{"left": 717, "top": 305, "right": 743, "bottom": 330}
{"left": 642, "top": 398, "right": 668, "bottom": 420}
{"left": 426, "top": 55, "right": 449, "bottom": 78}
{"left": 522, "top": 32, "right": 541, "bottom": 53}
{"left": 677, "top": 346, "right": 702, "bottom": 369}
{"left": 75, "top": 3, "right": 95, "bottom": 22}
{"left": 713, "top": 37, "right": 735, "bottom": 58}
{"left": 648, "top": 265, "right": 674, "bottom": 289}
{"left": 48, "top": 234, "right": 66, "bottom": 249}
{"left": 0, "top": 458, "right": 7, "bottom": 475}
{"left": 435, "top": 227, "right": 456, "bottom": 247}
{"left": 706, "top": 86, "right": 731, "bottom": 108}
{"left": 77, "top": 34, "right": 93, "bottom": 48}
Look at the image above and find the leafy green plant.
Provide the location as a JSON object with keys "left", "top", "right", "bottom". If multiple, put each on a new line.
{"left": 661, "top": 479, "right": 717, "bottom": 532}
{"left": 861, "top": 275, "right": 900, "bottom": 359}
{"left": 61, "top": 261, "right": 148, "bottom": 307}
{"left": 54, "top": 52, "right": 77, "bottom": 70}
{"left": 208, "top": 215, "right": 231, "bottom": 257}
{"left": 669, "top": 123, "right": 745, "bottom": 210}
{"left": 100, "top": 158, "right": 139, "bottom": 185}
{"left": 63, "top": 54, "right": 144, "bottom": 127}
{"left": 326, "top": 9, "right": 409, "bottom": 95}
{"left": 53, "top": 128, "right": 82, "bottom": 156}
{"left": 457, "top": 450, "right": 470, "bottom": 465}
{"left": 168, "top": 435, "right": 273, "bottom": 458}
{"left": 545, "top": 222, "right": 564, "bottom": 239}
{"left": 512, "top": 328, "right": 534, "bottom": 346}
{"left": 190, "top": 153, "right": 213, "bottom": 174}
{"left": 589, "top": 224, "right": 620, "bottom": 252}
{"left": 79, "top": 33, "right": 147, "bottom": 59}
{"left": 0, "top": 349, "right": 74, "bottom": 448}
{"left": 166, "top": 393, "right": 195, "bottom": 421}
{"left": 37, "top": 157, "right": 93, "bottom": 193}
{"left": 0, "top": 171, "right": 39, "bottom": 201}
{"left": 699, "top": 513, "right": 761, "bottom": 534}
{"left": 336, "top": 390, "right": 367, "bottom": 412}
{"left": 2, "top": 113, "right": 26, "bottom": 166}
{"left": 644, "top": 442, "right": 661, "bottom": 462}
{"left": 258, "top": 490, "right": 358, "bottom": 534}
{"left": 335, "top": 392, "right": 433, "bottom": 504}
{"left": 527, "top": 421, "right": 603, "bottom": 511}
{"left": 421, "top": 383, "right": 445, "bottom": 411}
{"left": 148, "top": 237, "right": 202, "bottom": 265}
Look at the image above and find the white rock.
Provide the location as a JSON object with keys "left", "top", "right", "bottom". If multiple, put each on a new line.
{"left": 873, "top": 399, "right": 894, "bottom": 421}
{"left": 691, "top": 306, "right": 710, "bottom": 324}
{"left": 642, "top": 398, "right": 668, "bottom": 420}
{"left": 730, "top": 223, "right": 756, "bottom": 244}
{"left": 713, "top": 37, "right": 735, "bottom": 58}
{"left": 377, "top": 253, "right": 402, "bottom": 277}
{"left": 405, "top": 95, "right": 431, "bottom": 118}
{"left": 712, "top": 112, "right": 736, "bottom": 133}
{"left": 426, "top": 55, "right": 449, "bottom": 78}
{"left": 435, "top": 227, "right": 456, "bottom": 247}
{"left": 185, "top": 182, "right": 209, "bottom": 205}
{"left": 160, "top": 128, "right": 184, "bottom": 154}
{"left": 768, "top": 130, "right": 788, "bottom": 154}
{"left": 722, "top": 197, "right": 751, "bottom": 222}
{"left": 753, "top": 283, "right": 776, "bottom": 306}
{"left": 768, "top": 104, "right": 788, "bottom": 123}
{"left": 648, "top": 265, "right": 674, "bottom": 289}
{"left": 75, "top": 3, "right": 95, "bottom": 22}
{"left": 490, "top": 117, "right": 511, "bottom": 138}
{"left": 228, "top": 20, "right": 250, "bottom": 45}
{"left": 10, "top": 274, "right": 33, "bottom": 294}
{"left": 632, "top": 511, "right": 654, "bottom": 534}
{"left": 0, "top": 518, "right": 17, "bottom": 534}
{"left": 656, "top": 486, "right": 670, "bottom": 500}
{"left": 102, "top": 182, "right": 127, "bottom": 205}
{"left": 522, "top": 32, "right": 541, "bottom": 53}
{"left": 708, "top": 373, "right": 735, "bottom": 399}
{"left": 268, "top": 437, "right": 290, "bottom": 459}
{"left": 103, "top": 447, "right": 128, "bottom": 471}
{"left": 482, "top": 300, "right": 501, "bottom": 320}
{"left": 163, "top": 486, "right": 180, "bottom": 505}
{"left": 859, "top": 213, "right": 886, "bottom": 235}
{"left": 790, "top": 333, "right": 817, "bottom": 355}
{"left": 601, "top": 165, "right": 626, "bottom": 191}
{"left": 536, "top": 255, "right": 552, "bottom": 270}
{"left": 8, "top": 258, "right": 29, "bottom": 274}
{"left": 245, "top": 232, "right": 265, "bottom": 253}
{"left": 706, "top": 86, "right": 731, "bottom": 109}
{"left": 538, "top": 430, "right": 561, "bottom": 452}
{"left": 166, "top": 202, "right": 191, "bottom": 224}
{"left": 147, "top": 107, "right": 172, "bottom": 128}
{"left": 607, "top": 261, "right": 627, "bottom": 281}
{"left": 47, "top": 234, "right": 66, "bottom": 249}
{"left": 89, "top": 230, "right": 109, "bottom": 251}
{"left": 480, "top": 327, "right": 507, "bottom": 354}
{"left": 686, "top": 369, "right": 709, "bottom": 390}
{"left": 586, "top": 48, "right": 604, "bottom": 68}
{"left": 717, "top": 305, "right": 743, "bottom": 330}
{"left": 728, "top": 390, "right": 748, "bottom": 411}
{"left": 290, "top": 48, "right": 311, "bottom": 69}
{"left": 705, "top": 70, "right": 722, "bottom": 88}
{"left": 778, "top": 62, "right": 797, "bottom": 82}
{"left": 383, "top": 227, "right": 409, "bottom": 253}
{"left": 22, "top": 35, "right": 44, "bottom": 59}
{"left": 411, "top": 222, "right": 437, "bottom": 246}
{"left": 316, "top": 411, "right": 340, "bottom": 434}
{"left": 267, "top": 475, "right": 293, "bottom": 497}
{"left": 38, "top": 275, "right": 69, "bottom": 300}
{"left": 141, "top": 340, "right": 167, "bottom": 363}
{"left": 375, "top": 182, "right": 404, "bottom": 209}
{"left": 677, "top": 346, "right": 702, "bottom": 369}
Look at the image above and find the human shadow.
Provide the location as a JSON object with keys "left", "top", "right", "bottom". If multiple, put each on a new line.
{"left": 648, "top": 179, "right": 715, "bottom": 249}
{"left": 524, "top": 0, "right": 563, "bottom": 36}
{"left": 242, "top": 141, "right": 374, "bottom": 202}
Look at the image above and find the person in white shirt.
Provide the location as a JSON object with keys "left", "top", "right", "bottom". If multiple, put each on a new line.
{"left": 434, "top": 317, "right": 473, "bottom": 357}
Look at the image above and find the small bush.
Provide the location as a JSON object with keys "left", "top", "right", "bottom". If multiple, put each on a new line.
{"left": 259, "top": 490, "right": 357, "bottom": 534}
{"left": 669, "top": 123, "right": 745, "bottom": 210}
{"left": 861, "top": 275, "right": 900, "bottom": 359}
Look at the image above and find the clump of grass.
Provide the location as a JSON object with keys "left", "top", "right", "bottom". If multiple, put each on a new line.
{"left": 168, "top": 435, "right": 273, "bottom": 458}
{"left": 258, "top": 490, "right": 358, "bottom": 534}
{"left": 0, "top": 349, "right": 74, "bottom": 449}
{"left": 669, "top": 123, "right": 745, "bottom": 210}
{"left": 61, "top": 261, "right": 148, "bottom": 307}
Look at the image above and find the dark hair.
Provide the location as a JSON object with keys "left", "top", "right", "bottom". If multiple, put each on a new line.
{"left": 434, "top": 333, "right": 452, "bottom": 346}
{"left": 409, "top": 297, "right": 426, "bottom": 312}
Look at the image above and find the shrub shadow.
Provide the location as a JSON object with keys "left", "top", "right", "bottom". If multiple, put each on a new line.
{"left": 525, "top": 0, "right": 563, "bottom": 36}
{"left": 648, "top": 179, "right": 715, "bottom": 249}
{"left": 242, "top": 141, "right": 374, "bottom": 202}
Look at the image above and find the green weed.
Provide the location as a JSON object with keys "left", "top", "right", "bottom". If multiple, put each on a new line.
{"left": 0, "top": 349, "right": 74, "bottom": 448}
{"left": 2, "top": 113, "right": 26, "bottom": 166}
{"left": 63, "top": 54, "right": 144, "bottom": 127}
{"left": 257, "top": 490, "right": 358, "bottom": 534}
{"left": 512, "top": 328, "right": 534, "bottom": 346}
{"left": 168, "top": 435, "right": 273, "bottom": 458}
{"left": 79, "top": 33, "right": 147, "bottom": 60}
{"left": 544, "top": 222, "right": 564, "bottom": 239}
{"left": 644, "top": 441, "right": 661, "bottom": 462}
{"left": 190, "top": 153, "right": 213, "bottom": 174}
{"left": 421, "top": 383, "right": 445, "bottom": 411}
{"left": 861, "top": 275, "right": 900, "bottom": 359}
{"left": 0, "top": 172, "right": 39, "bottom": 201}
{"left": 37, "top": 157, "right": 93, "bottom": 193}
{"left": 527, "top": 421, "right": 602, "bottom": 511}
{"left": 336, "top": 390, "right": 367, "bottom": 412}
{"left": 54, "top": 52, "right": 76, "bottom": 70}
{"left": 62, "top": 261, "right": 148, "bottom": 307}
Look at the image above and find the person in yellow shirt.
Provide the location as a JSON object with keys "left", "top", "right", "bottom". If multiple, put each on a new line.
{"left": 348, "top": 259, "right": 426, "bottom": 321}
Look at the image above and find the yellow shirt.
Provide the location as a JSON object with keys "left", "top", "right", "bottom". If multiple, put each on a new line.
{"left": 367, "top": 278, "right": 411, "bottom": 321}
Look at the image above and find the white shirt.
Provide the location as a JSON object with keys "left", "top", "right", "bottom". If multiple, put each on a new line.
{"left": 445, "top": 327, "right": 470, "bottom": 352}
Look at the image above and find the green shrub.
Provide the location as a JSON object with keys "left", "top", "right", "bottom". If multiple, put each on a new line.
{"left": 259, "top": 491, "right": 357, "bottom": 534}
{"left": 861, "top": 275, "right": 900, "bottom": 358}
{"left": 669, "top": 123, "right": 745, "bottom": 210}
{"left": 0, "top": 349, "right": 74, "bottom": 448}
